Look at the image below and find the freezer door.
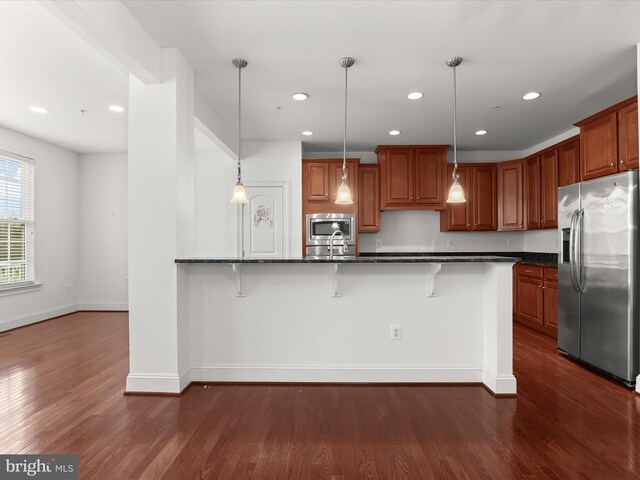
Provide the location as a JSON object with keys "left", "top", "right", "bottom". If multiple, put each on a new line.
{"left": 579, "top": 171, "right": 638, "bottom": 382}
{"left": 558, "top": 183, "right": 581, "bottom": 357}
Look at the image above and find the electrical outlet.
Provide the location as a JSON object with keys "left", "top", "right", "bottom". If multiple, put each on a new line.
{"left": 375, "top": 239, "right": 382, "bottom": 248}
{"left": 66, "top": 285, "right": 71, "bottom": 293}
{"left": 507, "top": 238, "right": 512, "bottom": 247}
{"left": 390, "top": 324, "right": 402, "bottom": 340}
{"left": 446, "top": 239, "right": 453, "bottom": 247}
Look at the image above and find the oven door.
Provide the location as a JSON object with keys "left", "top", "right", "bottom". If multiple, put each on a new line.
{"left": 306, "top": 214, "right": 355, "bottom": 245}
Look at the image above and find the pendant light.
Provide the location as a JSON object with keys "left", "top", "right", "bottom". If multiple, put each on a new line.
{"left": 446, "top": 56, "right": 466, "bottom": 204}
{"left": 230, "top": 58, "right": 249, "bottom": 203}
{"left": 335, "top": 57, "right": 355, "bottom": 205}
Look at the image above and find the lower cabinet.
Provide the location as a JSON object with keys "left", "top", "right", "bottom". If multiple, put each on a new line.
{"left": 514, "top": 264, "right": 558, "bottom": 338}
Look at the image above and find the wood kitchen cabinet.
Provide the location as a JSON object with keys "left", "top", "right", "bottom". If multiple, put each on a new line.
{"left": 618, "top": 101, "right": 639, "bottom": 171}
{"left": 358, "top": 164, "right": 380, "bottom": 232}
{"left": 440, "top": 163, "right": 497, "bottom": 231}
{"left": 523, "top": 148, "right": 559, "bottom": 230}
{"left": 304, "top": 161, "right": 330, "bottom": 202}
{"left": 514, "top": 264, "right": 558, "bottom": 338}
{"left": 558, "top": 137, "right": 580, "bottom": 187}
{"left": 377, "top": 145, "right": 448, "bottom": 210}
{"left": 540, "top": 149, "right": 558, "bottom": 228}
{"left": 497, "top": 160, "right": 524, "bottom": 231}
{"left": 576, "top": 96, "right": 638, "bottom": 181}
{"left": 525, "top": 156, "right": 541, "bottom": 229}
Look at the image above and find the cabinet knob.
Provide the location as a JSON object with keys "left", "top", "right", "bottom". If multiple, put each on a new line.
{"left": 609, "top": 163, "right": 614, "bottom": 167}
{"left": 620, "top": 160, "right": 625, "bottom": 164}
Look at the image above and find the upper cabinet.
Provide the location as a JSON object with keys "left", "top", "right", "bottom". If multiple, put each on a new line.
{"left": 440, "top": 163, "right": 497, "bottom": 232}
{"left": 525, "top": 156, "right": 541, "bottom": 229}
{"left": 540, "top": 149, "right": 558, "bottom": 228}
{"left": 576, "top": 96, "right": 638, "bottom": 181}
{"left": 618, "top": 101, "right": 639, "bottom": 171}
{"left": 497, "top": 160, "right": 524, "bottom": 231}
{"left": 558, "top": 137, "right": 580, "bottom": 187}
{"left": 358, "top": 164, "right": 380, "bottom": 232}
{"left": 302, "top": 158, "right": 359, "bottom": 215}
{"left": 377, "top": 145, "right": 448, "bottom": 210}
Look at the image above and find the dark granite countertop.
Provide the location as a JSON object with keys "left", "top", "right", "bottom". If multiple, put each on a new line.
{"left": 359, "top": 251, "right": 558, "bottom": 268}
{"left": 176, "top": 255, "right": 520, "bottom": 264}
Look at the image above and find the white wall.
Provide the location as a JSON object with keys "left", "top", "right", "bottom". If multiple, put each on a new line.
{"left": 194, "top": 140, "right": 303, "bottom": 258}
{"left": 78, "top": 153, "right": 128, "bottom": 310}
{"left": 359, "top": 211, "right": 525, "bottom": 252}
{"left": 0, "top": 126, "right": 79, "bottom": 331}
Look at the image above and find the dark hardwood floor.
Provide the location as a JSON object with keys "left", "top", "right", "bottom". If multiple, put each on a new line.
{"left": 1, "top": 312, "right": 640, "bottom": 479}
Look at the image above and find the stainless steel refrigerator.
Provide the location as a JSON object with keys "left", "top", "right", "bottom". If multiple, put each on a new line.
{"left": 558, "top": 170, "right": 638, "bottom": 386}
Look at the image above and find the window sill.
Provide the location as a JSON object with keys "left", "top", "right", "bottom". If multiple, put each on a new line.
{"left": 0, "top": 282, "right": 43, "bottom": 298}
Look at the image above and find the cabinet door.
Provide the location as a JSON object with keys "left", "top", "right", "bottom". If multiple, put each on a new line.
{"left": 544, "top": 268, "right": 558, "bottom": 336}
{"left": 516, "top": 273, "right": 544, "bottom": 326}
{"left": 415, "top": 148, "right": 445, "bottom": 208}
{"left": 497, "top": 161, "right": 524, "bottom": 231}
{"left": 618, "top": 102, "right": 639, "bottom": 171}
{"left": 441, "top": 165, "right": 471, "bottom": 231}
{"left": 558, "top": 139, "right": 580, "bottom": 187}
{"left": 358, "top": 164, "right": 380, "bottom": 232}
{"left": 304, "top": 162, "right": 330, "bottom": 202}
{"left": 580, "top": 112, "right": 618, "bottom": 180}
{"left": 385, "top": 149, "right": 413, "bottom": 205}
{"left": 540, "top": 149, "right": 559, "bottom": 229}
{"left": 525, "top": 156, "right": 541, "bottom": 229}
{"left": 472, "top": 165, "right": 497, "bottom": 230}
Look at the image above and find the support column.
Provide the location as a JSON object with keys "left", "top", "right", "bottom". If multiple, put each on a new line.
{"left": 126, "top": 49, "right": 194, "bottom": 393}
{"left": 482, "top": 262, "right": 517, "bottom": 395}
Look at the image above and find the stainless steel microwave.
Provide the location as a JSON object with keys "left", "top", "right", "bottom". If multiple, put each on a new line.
{"left": 306, "top": 213, "right": 356, "bottom": 246}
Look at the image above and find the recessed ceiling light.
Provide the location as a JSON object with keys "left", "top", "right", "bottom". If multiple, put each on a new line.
{"left": 302, "top": 131, "right": 314, "bottom": 136}
{"left": 292, "top": 93, "right": 309, "bottom": 101}
{"left": 522, "top": 92, "right": 541, "bottom": 101}
{"left": 109, "top": 105, "right": 125, "bottom": 113}
{"left": 475, "top": 130, "right": 488, "bottom": 136}
{"left": 407, "top": 92, "right": 424, "bottom": 100}
{"left": 389, "top": 130, "right": 401, "bottom": 136}
{"left": 29, "top": 106, "right": 48, "bottom": 114}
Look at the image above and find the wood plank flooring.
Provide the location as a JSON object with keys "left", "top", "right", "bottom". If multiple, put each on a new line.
{"left": 1, "top": 311, "right": 640, "bottom": 479}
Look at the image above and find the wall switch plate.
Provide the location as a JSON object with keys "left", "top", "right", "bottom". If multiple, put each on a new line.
{"left": 375, "top": 239, "right": 382, "bottom": 248}
{"left": 390, "top": 324, "right": 402, "bottom": 340}
{"left": 446, "top": 239, "right": 452, "bottom": 247}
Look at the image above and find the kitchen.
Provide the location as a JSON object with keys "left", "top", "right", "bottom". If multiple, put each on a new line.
{"left": 1, "top": 1, "right": 640, "bottom": 478}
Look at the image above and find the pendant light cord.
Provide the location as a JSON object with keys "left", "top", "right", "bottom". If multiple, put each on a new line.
{"left": 452, "top": 63, "right": 458, "bottom": 182}
{"left": 342, "top": 64, "right": 347, "bottom": 182}
{"left": 237, "top": 64, "right": 242, "bottom": 183}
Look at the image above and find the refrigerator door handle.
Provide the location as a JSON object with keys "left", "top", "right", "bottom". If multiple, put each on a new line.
{"left": 576, "top": 208, "right": 585, "bottom": 293}
{"left": 569, "top": 209, "right": 580, "bottom": 293}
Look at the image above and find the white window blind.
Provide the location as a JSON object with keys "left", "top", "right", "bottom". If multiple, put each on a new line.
{"left": 0, "top": 150, "right": 34, "bottom": 287}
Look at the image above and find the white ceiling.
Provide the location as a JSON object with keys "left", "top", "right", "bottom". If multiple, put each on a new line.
{"left": 0, "top": 1, "right": 638, "bottom": 155}
{"left": 0, "top": 1, "right": 128, "bottom": 153}
{"left": 124, "top": 0, "right": 640, "bottom": 152}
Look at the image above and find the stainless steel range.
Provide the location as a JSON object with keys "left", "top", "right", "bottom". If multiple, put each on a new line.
{"left": 305, "top": 213, "right": 356, "bottom": 259}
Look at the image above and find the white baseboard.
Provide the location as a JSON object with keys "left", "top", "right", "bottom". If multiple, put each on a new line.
{"left": 78, "top": 302, "right": 129, "bottom": 311}
{"left": 125, "top": 373, "right": 182, "bottom": 393}
{"left": 0, "top": 303, "right": 79, "bottom": 332}
{"left": 482, "top": 368, "right": 517, "bottom": 395}
{"left": 190, "top": 365, "right": 484, "bottom": 384}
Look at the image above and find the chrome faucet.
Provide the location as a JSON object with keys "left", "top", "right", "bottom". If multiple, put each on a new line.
{"left": 329, "top": 230, "right": 348, "bottom": 260}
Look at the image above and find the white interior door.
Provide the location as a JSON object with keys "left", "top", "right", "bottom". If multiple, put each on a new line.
{"left": 239, "top": 183, "right": 288, "bottom": 258}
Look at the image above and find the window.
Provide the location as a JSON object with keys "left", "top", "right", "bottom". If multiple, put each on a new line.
{"left": 0, "top": 151, "right": 34, "bottom": 288}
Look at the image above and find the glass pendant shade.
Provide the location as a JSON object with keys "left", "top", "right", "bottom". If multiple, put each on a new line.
{"left": 446, "top": 178, "right": 466, "bottom": 203}
{"left": 230, "top": 181, "right": 249, "bottom": 203}
{"left": 335, "top": 180, "right": 354, "bottom": 204}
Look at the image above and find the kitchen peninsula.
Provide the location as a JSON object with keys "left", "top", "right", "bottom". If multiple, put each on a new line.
{"left": 173, "top": 255, "right": 518, "bottom": 395}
